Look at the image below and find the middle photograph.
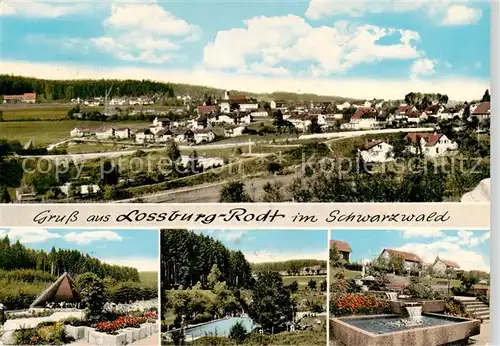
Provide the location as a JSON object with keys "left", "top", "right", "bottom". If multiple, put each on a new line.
{"left": 160, "top": 229, "right": 328, "bottom": 345}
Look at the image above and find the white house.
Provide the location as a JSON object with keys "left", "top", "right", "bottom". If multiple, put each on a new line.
{"left": 346, "top": 107, "right": 379, "bottom": 130}
{"left": 270, "top": 100, "right": 277, "bottom": 109}
{"left": 115, "top": 127, "right": 131, "bottom": 140}
{"left": 173, "top": 129, "right": 194, "bottom": 143}
{"left": 378, "top": 249, "right": 423, "bottom": 272}
{"left": 406, "top": 111, "right": 427, "bottom": 125}
{"left": 224, "top": 125, "right": 246, "bottom": 137}
{"left": 405, "top": 132, "right": 458, "bottom": 158}
{"left": 80, "top": 184, "right": 100, "bottom": 196}
{"left": 360, "top": 139, "right": 394, "bottom": 163}
{"left": 289, "top": 115, "right": 313, "bottom": 132}
{"left": 389, "top": 104, "right": 417, "bottom": 122}
{"left": 70, "top": 126, "right": 93, "bottom": 137}
{"left": 431, "top": 257, "right": 460, "bottom": 277}
{"left": 209, "top": 114, "right": 235, "bottom": 126}
{"left": 155, "top": 128, "right": 174, "bottom": 143}
{"left": 251, "top": 108, "right": 269, "bottom": 117}
{"left": 135, "top": 129, "right": 155, "bottom": 144}
{"left": 239, "top": 113, "right": 253, "bottom": 124}
{"left": 109, "top": 97, "right": 129, "bottom": 106}
{"left": 152, "top": 117, "right": 171, "bottom": 128}
{"left": 193, "top": 129, "right": 216, "bottom": 144}
{"left": 95, "top": 126, "right": 115, "bottom": 140}
{"left": 336, "top": 101, "right": 351, "bottom": 111}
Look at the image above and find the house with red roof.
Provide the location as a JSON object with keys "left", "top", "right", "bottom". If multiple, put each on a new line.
{"left": 3, "top": 92, "right": 37, "bottom": 104}
{"left": 330, "top": 240, "right": 352, "bottom": 263}
{"left": 470, "top": 101, "right": 490, "bottom": 121}
{"left": 405, "top": 132, "right": 458, "bottom": 158}
{"left": 431, "top": 256, "right": 460, "bottom": 277}
{"left": 343, "top": 107, "right": 379, "bottom": 130}
{"left": 377, "top": 248, "right": 424, "bottom": 271}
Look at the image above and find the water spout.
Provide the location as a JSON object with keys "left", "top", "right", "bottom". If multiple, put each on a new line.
{"left": 405, "top": 305, "right": 422, "bottom": 319}
{"left": 385, "top": 292, "right": 398, "bottom": 302}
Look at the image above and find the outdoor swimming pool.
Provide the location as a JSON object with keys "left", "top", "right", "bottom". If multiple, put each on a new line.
{"left": 185, "top": 317, "right": 256, "bottom": 338}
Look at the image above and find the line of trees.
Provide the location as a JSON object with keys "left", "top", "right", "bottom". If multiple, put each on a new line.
{"left": 0, "top": 235, "right": 140, "bottom": 282}
{"left": 0, "top": 75, "right": 174, "bottom": 101}
{"left": 160, "top": 229, "right": 252, "bottom": 289}
{"left": 251, "top": 259, "right": 326, "bottom": 275}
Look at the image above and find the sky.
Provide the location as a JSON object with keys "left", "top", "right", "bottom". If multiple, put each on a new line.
{"left": 0, "top": 0, "right": 490, "bottom": 100}
{"left": 330, "top": 229, "right": 490, "bottom": 272}
{"left": 195, "top": 229, "right": 328, "bottom": 263}
{"left": 0, "top": 228, "right": 159, "bottom": 271}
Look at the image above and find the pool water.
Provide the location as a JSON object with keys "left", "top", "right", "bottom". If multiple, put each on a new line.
{"left": 185, "top": 317, "right": 256, "bottom": 338}
{"left": 344, "top": 315, "right": 460, "bottom": 334}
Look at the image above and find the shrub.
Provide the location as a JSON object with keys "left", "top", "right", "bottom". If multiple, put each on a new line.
{"left": 444, "top": 299, "right": 473, "bottom": 318}
{"left": 0, "top": 269, "right": 56, "bottom": 283}
{"left": 330, "top": 293, "right": 391, "bottom": 316}
{"left": 75, "top": 272, "right": 106, "bottom": 321}
{"left": 404, "top": 282, "right": 444, "bottom": 300}
{"left": 61, "top": 317, "right": 89, "bottom": 327}
{"left": 344, "top": 263, "right": 363, "bottom": 271}
{"left": 12, "top": 322, "right": 68, "bottom": 345}
{"left": 108, "top": 281, "right": 158, "bottom": 303}
{"left": 229, "top": 321, "right": 247, "bottom": 344}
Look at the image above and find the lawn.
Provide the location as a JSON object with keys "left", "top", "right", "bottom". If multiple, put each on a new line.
{"left": 0, "top": 120, "right": 150, "bottom": 147}
{"left": 330, "top": 268, "right": 362, "bottom": 280}
{"left": 139, "top": 271, "right": 158, "bottom": 286}
{"left": 1, "top": 107, "right": 74, "bottom": 121}
{"left": 0, "top": 120, "right": 103, "bottom": 146}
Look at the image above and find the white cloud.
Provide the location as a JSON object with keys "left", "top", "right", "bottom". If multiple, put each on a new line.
{"left": 243, "top": 249, "right": 327, "bottom": 263}
{"left": 99, "top": 257, "right": 158, "bottom": 272}
{"left": 203, "top": 16, "right": 421, "bottom": 76}
{"left": 0, "top": 60, "right": 489, "bottom": 100}
{"left": 63, "top": 231, "right": 123, "bottom": 245}
{"left": 410, "top": 58, "right": 437, "bottom": 78}
{"left": 88, "top": 1, "right": 200, "bottom": 64}
{"left": 2, "top": 228, "right": 61, "bottom": 243}
{"left": 305, "top": 0, "right": 483, "bottom": 27}
{"left": 1, "top": 0, "right": 92, "bottom": 18}
{"left": 203, "top": 230, "right": 249, "bottom": 244}
{"left": 401, "top": 228, "right": 444, "bottom": 238}
{"left": 442, "top": 5, "right": 482, "bottom": 26}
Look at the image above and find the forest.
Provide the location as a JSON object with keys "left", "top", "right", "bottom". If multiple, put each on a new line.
{"left": 0, "top": 75, "right": 174, "bottom": 101}
{"left": 0, "top": 235, "right": 140, "bottom": 281}
{"left": 160, "top": 229, "right": 252, "bottom": 289}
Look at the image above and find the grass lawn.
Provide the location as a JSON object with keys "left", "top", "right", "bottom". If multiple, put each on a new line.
{"left": 139, "top": 271, "right": 158, "bottom": 285}
{"left": 2, "top": 107, "right": 72, "bottom": 121}
{"left": 0, "top": 120, "right": 103, "bottom": 147}
{"left": 65, "top": 142, "right": 136, "bottom": 154}
{"left": 282, "top": 275, "right": 326, "bottom": 286}
{"left": 330, "top": 268, "right": 362, "bottom": 280}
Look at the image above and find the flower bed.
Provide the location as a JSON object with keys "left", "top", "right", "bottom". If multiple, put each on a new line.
{"left": 95, "top": 314, "right": 154, "bottom": 335}
{"left": 6, "top": 309, "right": 54, "bottom": 320}
{"left": 330, "top": 293, "right": 391, "bottom": 316}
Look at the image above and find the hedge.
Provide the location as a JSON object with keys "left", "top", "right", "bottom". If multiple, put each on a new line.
{"left": 107, "top": 281, "right": 158, "bottom": 303}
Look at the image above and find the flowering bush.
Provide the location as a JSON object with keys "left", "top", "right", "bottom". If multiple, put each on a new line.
{"left": 144, "top": 311, "right": 158, "bottom": 322}
{"left": 330, "top": 293, "right": 391, "bottom": 316}
{"left": 95, "top": 315, "right": 150, "bottom": 334}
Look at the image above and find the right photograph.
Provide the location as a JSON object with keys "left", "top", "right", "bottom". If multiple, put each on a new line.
{"left": 328, "top": 229, "right": 490, "bottom": 346}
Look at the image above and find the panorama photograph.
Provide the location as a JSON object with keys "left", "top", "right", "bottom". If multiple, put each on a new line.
{"left": 0, "top": 1, "right": 491, "bottom": 204}
{"left": 0, "top": 228, "right": 159, "bottom": 346}
{"left": 328, "top": 229, "right": 490, "bottom": 346}
{"left": 161, "top": 229, "right": 327, "bottom": 345}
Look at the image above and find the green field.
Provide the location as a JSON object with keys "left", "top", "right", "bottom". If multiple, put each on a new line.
{"left": 0, "top": 120, "right": 150, "bottom": 147}
{"left": 0, "top": 121, "right": 102, "bottom": 146}
{"left": 139, "top": 271, "right": 158, "bottom": 285}
{"left": 1, "top": 107, "right": 74, "bottom": 121}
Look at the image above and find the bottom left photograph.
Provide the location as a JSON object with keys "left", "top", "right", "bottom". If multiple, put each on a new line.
{"left": 0, "top": 228, "right": 160, "bottom": 346}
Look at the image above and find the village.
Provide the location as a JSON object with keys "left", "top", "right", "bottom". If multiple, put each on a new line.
{"left": 0, "top": 76, "right": 491, "bottom": 204}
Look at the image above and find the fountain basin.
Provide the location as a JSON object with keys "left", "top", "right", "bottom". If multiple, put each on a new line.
{"left": 330, "top": 313, "right": 480, "bottom": 346}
